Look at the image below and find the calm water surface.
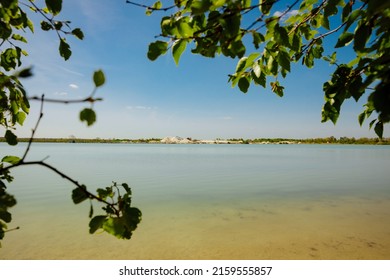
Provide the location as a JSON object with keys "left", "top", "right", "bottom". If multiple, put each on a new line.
{"left": 0, "top": 143, "right": 389, "bottom": 259}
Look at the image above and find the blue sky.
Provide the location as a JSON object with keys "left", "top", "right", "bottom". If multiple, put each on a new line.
{"left": 11, "top": 0, "right": 388, "bottom": 139}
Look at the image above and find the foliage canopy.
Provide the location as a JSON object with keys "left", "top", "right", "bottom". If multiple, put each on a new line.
{"left": 134, "top": 0, "right": 390, "bottom": 137}
{"left": 0, "top": 0, "right": 141, "bottom": 246}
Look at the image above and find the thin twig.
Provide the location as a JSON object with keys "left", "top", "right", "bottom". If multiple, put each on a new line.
{"left": 28, "top": 96, "right": 102, "bottom": 104}
{"left": 21, "top": 94, "right": 45, "bottom": 162}
{"left": 125, "top": 0, "right": 176, "bottom": 12}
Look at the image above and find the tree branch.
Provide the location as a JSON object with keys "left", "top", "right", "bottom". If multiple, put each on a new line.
{"left": 21, "top": 94, "right": 44, "bottom": 162}
{"left": 28, "top": 96, "right": 102, "bottom": 104}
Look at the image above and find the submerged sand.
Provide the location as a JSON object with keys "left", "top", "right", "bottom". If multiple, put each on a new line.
{"left": 1, "top": 194, "right": 389, "bottom": 259}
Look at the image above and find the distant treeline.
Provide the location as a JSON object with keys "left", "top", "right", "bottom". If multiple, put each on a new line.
{"left": 1, "top": 137, "right": 389, "bottom": 145}
{"left": 228, "top": 137, "right": 390, "bottom": 145}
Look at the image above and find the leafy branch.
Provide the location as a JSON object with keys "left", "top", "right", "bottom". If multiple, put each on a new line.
{"left": 134, "top": 0, "right": 389, "bottom": 137}
{"left": 0, "top": 70, "right": 142, "bottom": 246}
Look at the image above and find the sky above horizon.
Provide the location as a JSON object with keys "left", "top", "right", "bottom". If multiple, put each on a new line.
{"left": 6, "top": 0, "right": 389, "bottom": 140}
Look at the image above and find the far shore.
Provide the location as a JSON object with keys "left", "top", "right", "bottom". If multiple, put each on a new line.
{"left": 1, "top": 136, "right": 389, "bottom": 145}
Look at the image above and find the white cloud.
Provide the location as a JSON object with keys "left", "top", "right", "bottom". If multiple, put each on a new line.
{"left": 273, "top": 10, "right": 299, "bottom": 21}
{"left": 69, "top": 84, "right": 79, "bottom": 89}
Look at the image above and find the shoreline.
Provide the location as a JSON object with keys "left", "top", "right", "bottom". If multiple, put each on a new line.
{"left": 1, "top": 136, "right": 389, "bottom": 145}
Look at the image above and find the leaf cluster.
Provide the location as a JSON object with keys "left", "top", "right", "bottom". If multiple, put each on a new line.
{"left": 72, "top": 182, "right": 142, "bottom": 240}
{"left": 1, "top": 0, "right": 84, "bottom": 146}
{"left": 0, "top": 159, "right": 16, "bottom": 247}
{"left": 137, "top": 0, "right": 390, "bottom": 137}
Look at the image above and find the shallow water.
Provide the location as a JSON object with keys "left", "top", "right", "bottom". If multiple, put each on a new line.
{"left": 0, "top": 143, "right": 389, "bottom": 259}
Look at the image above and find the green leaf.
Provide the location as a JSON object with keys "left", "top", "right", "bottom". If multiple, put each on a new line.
{"left": 11, "top": 34, "right": 27, "bottom": 43}
{"left": 252, "top": 61, "right": 261, "bottom": 78}
{"left": 260, "top": 0, "right": 273, "bottom": 15}
{"left": 93, "top": 70, "right": 105, "bottom": 87}
{"left": 374, "top": 121, "right": 383, "bottom": 138}
{"left": 291, "top": 33, "right": 301, "bottom": 52}
{"left": 72, "top": 28, "right": 84, "bottom": 40}
{"left": 89, "top": 204, "right": 94, "bottom": 218}
{"left": 5, "top": 130, "right": 17, "bottom": 146}
{"left": 358, "top": 112, "right": 365, "bottom": 126}
{"left": 102, "top": 217, "right": 128, "bottom": 239}
{"left": 59, "top": 39, "right": 71, "bottom": 60}
{"left": 276, "top": 50, "right": 291, "bottom": 72}
{"left": 147, "top": 41, "right": 168, "bottom": 61}
{"left": 72, "top": 185, "right": 89, "bottom": 204}
{"left": 1, "top": 156, "right": 21, "bottom": 165}
{"left": 15, "top": 112, "right": 26, "bottom": 126}
{"left": 335, "top": 32, "right": 354, "bottom": 48}
{"left": 172, "top": 39, "right": 187, "bottom": 65}
{"left": 0, "top": 211, "right": 12, "bottom": 223}
{"left": 45, "top": 0, "right": 62, "bottom": 16}
{"left": 89, "top": 215, "right": 107, "bottom": 234}
{"left": 17, "top": 67, "right": 33, "bottom": 78}
{"left": 238, "top": 76, "right": 250, "bottom": 93}
{"left": 235, "top": 57, "right": 248, "bottom": 73}
{"left": 40, "top": 21, "right": 52, "bottom": 31}
{"left": 354, "top": 24, "right": 371, "bottom": 52}
{"left": 344, "top": 10, "right": 363, "bottom": 31}
{"left": 251, "top": 68, "right": 266, "bottom": 88}
{"left": 152, "top": 0, "right": 162, "bottom": 10}
{"left": 369, "top": 119, "right": 376, "bottom": 130}
{"left": 79, "top": 108, "right": 96, "bottom": 126}
{"left": 270, "top": 81, "right": 284, "bottom": 97}
{"left": 252, "top": 32, "right": 265, "bottom": 49}
{"left": 274, "top": 24, "right": 289, "bottom": 46}
{"left": 121, "top": 183, "right": 131, "bottom": 193}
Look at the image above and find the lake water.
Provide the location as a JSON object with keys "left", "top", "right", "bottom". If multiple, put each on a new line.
{"left": 0, "top": 143, "right": 389, "bottom": 259}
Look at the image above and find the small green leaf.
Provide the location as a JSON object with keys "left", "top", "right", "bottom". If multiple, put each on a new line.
{"left": 0, "top": 211, "right": 12, "bottom": 223}
{"left": 121, "top": 183, "right": 131, "bottom": 193}
{"left": 238, "top": 77, "right": 250, "bottom": 93}
{"left": 72, "top": 185, "right": 89, "bottom": 204}
{"left": 152, "top": 1, "right": 162, "bottom": 9}
{"left": 235, "top": 57, "right": 248, "bottom": 73}
{"left": 276, "top": 50, "right": 291, "bottom": 72}
{"left": 93, "top": 70, "right": 105, "bottom": 87}
{"left": 89, "top": 215, "right": 107, "bottom": 234}
{"left": 15, "top": 112, "right": 26, "bottom": 126}
{"left": 147, "top": 41, "right": 168, "bottom": 61}
{"left": 374, "top": 121, "right": 383, "bottom": 138}
{"left": 17, "top": 67, "right": 33, "bottom": 78}
{"left": 11, "top": 34, "right": 27, "bottom": 43}
{"left": 89, "top": 204, "right": 94, "bottom": 218}
{"left": 369, "top": 119, "right": 376, "bottom": 130}
{"left": 260, "top": 0, "right": 273, "bottom": 15}
{"left": 40, "top": 21, "right": 52, "bottom": 31}
{"left": 274, "top": 24, "right": 289, "bottom": 46}
{"left": 335, "top": 32, "right": 354, "bottom": 48}
{"left": 2, "top": 156, "right": 21, "bottom": 165}
{"left": 5, "top": 130, "right": 17, "bottom": 146}
{"left": 79, "top": 108, "right": 96, "bottom": 126}
{"left": 251, "top": 69, "right": 266, "bottom": 88}
{"left": 172, "top": 39, "right": 187, "bottom": 65}
{"left": 59, "top": 39, "right": 71, "bottom": 60}
{"left": 252, "top": 62, "right": 261, "bottom": 78}
{"left": 45, "top": 0, "right": 62, "bottom": 16}
{"left": 270, "top": 81, "right": 284, "bottom": 97}
{"left": 354, "top": 24, "right": 371, "bottom": 52}
{"left": 252, "top": 32, "right": 265, "bottom": 49}
{"left": 358, "top": 112, "right": 365, "bottom": 126}
{"left": 72, "top": 28, "right": 84, "bottom": 40}
{"left": 102, "top": 217, "right": 127, "bottom": 239}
